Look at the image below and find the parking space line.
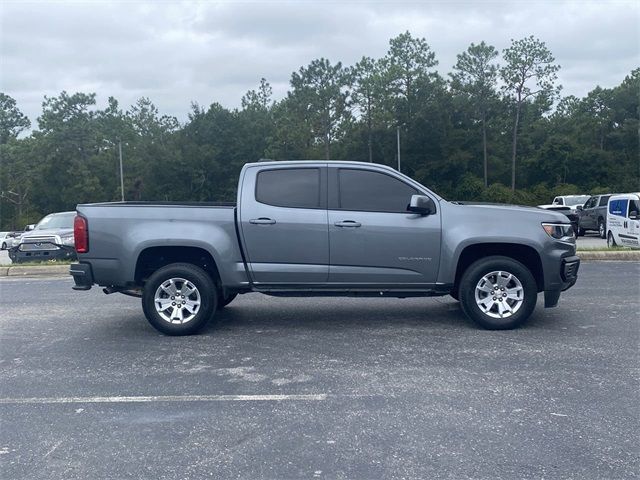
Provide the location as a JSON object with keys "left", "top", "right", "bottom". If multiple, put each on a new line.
{"left": 0, "top": 394, "right": 327, "bottom": 404}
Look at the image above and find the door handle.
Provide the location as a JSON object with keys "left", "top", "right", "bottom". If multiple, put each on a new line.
{"left": 334, "top": 220, "right": 361, "bottom": 228}
{"left": 249, "top": 218, "right": 276, "bottom": 225}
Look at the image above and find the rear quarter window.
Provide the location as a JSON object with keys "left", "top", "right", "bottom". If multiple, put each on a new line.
{"left": 598, "top": 195, "right": 611, "bottom": 207}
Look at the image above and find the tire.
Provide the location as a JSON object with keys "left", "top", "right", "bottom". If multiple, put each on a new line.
{"left": 458, "top": 256, "right": 537, "bottom": 330}
{"left": 577, "top": 227, "right": 585, "bottom": 237}
{"left": 607, "top": 231, "right": 617, "bottom": 248}
{"left": 598, "top": 219, "right": 606, "bottom": 239}
{"left": 1, "top": 242, "right": 6, "bottom": 250}
{"left": 218, "top": 293, "right": 238, "bottom": 309}
{"left": 141, "top": 263, "right": 217, "bottom": 336}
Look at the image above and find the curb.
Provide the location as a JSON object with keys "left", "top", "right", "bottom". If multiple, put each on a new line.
{"left": 577, "top": 251, "right": 640, "bottom": 261}
{"left": 2, "top": 265, "right": 70, "bottom": 277}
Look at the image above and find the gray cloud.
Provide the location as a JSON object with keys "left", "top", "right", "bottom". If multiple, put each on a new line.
{"left": 1, "top": 0, "right": 638, "bottom": 126}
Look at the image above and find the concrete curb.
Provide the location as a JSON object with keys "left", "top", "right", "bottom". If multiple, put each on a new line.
{"left": 2, "top": 265, "right": 70, "bottom": 277}
{"left": 577, "top": 251, "right": 640, "bottom": 261}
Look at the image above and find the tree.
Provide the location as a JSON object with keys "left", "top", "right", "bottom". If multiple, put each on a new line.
{"left": 450, "top": 42, "right": 499, "bottom": 187}
{"left": 384, "top": 31, "right": 438, "bottom": 126}
{"left": 289, "top": 58, "right": 351, "bottom": 160}
{"left": 501, "top": 36, "right": 561, "bottom": 190}
{"left": 349, "top": 56, "right": 389, "bottom": 162}
{"left": 0, "top": 93, "right": 31, "bottom": 144}
{"left": 241, "top": 78, "right": 273, "bottom": 111}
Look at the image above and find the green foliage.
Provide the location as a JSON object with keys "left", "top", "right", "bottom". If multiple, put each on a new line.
{"left": 1, "top": 36, "right": 638, "bottom": 230}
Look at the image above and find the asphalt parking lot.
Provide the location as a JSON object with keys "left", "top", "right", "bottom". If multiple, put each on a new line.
{"left": 1, "top": 262, "right": 638, "bottom": 479}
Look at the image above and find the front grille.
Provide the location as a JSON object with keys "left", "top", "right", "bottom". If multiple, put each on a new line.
{"left": 19, "top": 236, "right": 60, "bottom": 251}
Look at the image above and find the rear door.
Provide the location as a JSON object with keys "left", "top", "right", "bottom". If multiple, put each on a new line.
{"left": 239, "top": 165, "right": 329, "bottom": 284}
{"left": 327, "top": 166, "right": 440, "bottom": 285}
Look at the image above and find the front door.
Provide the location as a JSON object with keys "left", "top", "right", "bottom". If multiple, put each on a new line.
{"left": 327, "top": 167, "right": 440, "bottom": 286}
{"left": 239, "top": 166, "right": 329, "bottom": 284}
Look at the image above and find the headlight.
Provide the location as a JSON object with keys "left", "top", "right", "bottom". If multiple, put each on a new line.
{"left": 542, "top": 223, "right": 574, "bottom": 240}
{"left": 60, "top": 233, "right": 75, "bottom": 246}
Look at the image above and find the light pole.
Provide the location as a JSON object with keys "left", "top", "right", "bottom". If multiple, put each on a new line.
{"left": 396, "top": 125, "right": 401, "bottom": 172}
{"left": 118, "top": 139, "right": 124, "bottom": 202}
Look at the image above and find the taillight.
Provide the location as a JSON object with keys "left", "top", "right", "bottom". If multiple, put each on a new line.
{"left": 74, "top": 215, "right": 88, "bottom": 253}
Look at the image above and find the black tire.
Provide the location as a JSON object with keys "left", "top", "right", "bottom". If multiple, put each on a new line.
{"left": 598, "top": 218, "right": 606, "bottom": 239}
{"left": 142, "top": 263, "right": 217, "bottom": 336}
{"left": 458, "top": 256, "right": 537, "bottom": 330}
{"left": 1, "top": 242, "right": 6, "bottom": 250}
{"left": 607, "top": 231, "right": 617, "bottom": 248}
{"left": 577, "top": 227, "right": 585, "bottom": 237}
{"left": 218, "top": 293, "right": 238, "bottom": 309}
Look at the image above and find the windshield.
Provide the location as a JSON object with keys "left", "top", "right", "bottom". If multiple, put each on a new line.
{"left": 564, "top": 196, "right": 590, "bottom": 206}
{"left": 35, "top": 213, "right": 75, "bottom": 230}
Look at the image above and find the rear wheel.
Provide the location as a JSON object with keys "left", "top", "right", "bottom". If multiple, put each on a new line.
{"left": 459, "top": 256, "right": 537, "bottom": 330}
{"left": 1, "top": 241, "right": 6, "bottom": 250}
{"left": 598, "top": 219, "right": 606, "bottom": 239}
{"left": 607, "top": 231, "right": 617, "bottom": 248}
{"left": 142, "top": 263, "right": 217, "bottom": 335}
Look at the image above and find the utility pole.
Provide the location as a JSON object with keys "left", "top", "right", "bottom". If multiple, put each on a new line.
{"left": 118, "top": 140, "right": 124, "bottom": 202}
{"left": 396, "top": 126, "right": 401, "bottom": 172}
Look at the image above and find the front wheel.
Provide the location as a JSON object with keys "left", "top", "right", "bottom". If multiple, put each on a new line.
{"left": 459, "top": 256, "right": 537, "bottom": 330}
{"left": 607, "top": 231, "right": 617, "bottom": 248}
{"left": 142, "top": 263, "right": 217, "bottom": 335}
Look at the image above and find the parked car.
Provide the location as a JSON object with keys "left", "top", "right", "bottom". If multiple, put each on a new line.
{"left": 606, "top": 193, "right": 640, "bottom": 248}
{"left": 70, "top": 160, "right": 580, "bottom": 335}
{"left": 551, "top": 195, "right": 591, "bottom": 212}
{"left": 8, "top": 212, "right": 77, "bottom": 263}
{"left": 537, "top": 205, "right": 579, "bottom": 234}
{"left": 2, "top": 225, "right": 34, "bottom": 249}
{"left": 577, "top": 194, "right": 612, "bottom": 238}
{"left": 0, "top": 232, "right": 9, "bottom": 249}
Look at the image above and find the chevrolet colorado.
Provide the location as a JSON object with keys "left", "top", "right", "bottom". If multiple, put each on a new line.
{"left": 70, "top": 161, "right": 580, "bottom": 335}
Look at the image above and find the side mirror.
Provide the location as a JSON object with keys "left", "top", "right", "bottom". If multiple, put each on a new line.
{"left": 630, "top": 211, "right": 639, "bottom": 220}
{"left": 576, "top": 205, "right": 583, "bottom": 211}
{"left": 25, "top": 224, "right": 35, "bottom": 231}
{"left": 408, "top": 195, "right": 436, "bottom": 216}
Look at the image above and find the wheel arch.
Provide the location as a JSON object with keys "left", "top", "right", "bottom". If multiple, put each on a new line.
{"left": 452, "top": 243, "right": 544, "bottom": 296}
{"left": 135, "top": 246, "right": 221, "bottom": 286}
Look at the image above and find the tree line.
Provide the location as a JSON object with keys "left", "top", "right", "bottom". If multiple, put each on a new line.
{"left": 1, "top": 32, "right": 638, "bottom": 229}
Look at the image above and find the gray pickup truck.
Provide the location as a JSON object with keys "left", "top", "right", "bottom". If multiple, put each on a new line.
{"left": 70, "top": 161, "right": 580, "bottom": 335}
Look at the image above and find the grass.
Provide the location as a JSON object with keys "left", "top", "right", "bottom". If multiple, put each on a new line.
{"left": 6, "top": 259, "right": 74, "bottom": 267}
{"left": 577, "top": 246, "right": 634, "bottom": 252}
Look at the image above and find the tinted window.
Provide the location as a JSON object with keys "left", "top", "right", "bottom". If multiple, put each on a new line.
{"left": 338, "top": 169, "right": 417, "bottom": 213}
{"left": 585, "top": 197, "right": 597, "bottom": 209}
{"left": 256, "top": 168, "right": 320, "bottom": 208}
{"left": 609, "top": 199, "right": 628, "bottom": 216}
{"left": 598, "top": 195, "right": 611, "bottom": 207}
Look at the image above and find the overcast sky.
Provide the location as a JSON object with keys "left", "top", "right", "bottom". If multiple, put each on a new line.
{"left": 1, "top": 0, "right": 638, "bottom": 126}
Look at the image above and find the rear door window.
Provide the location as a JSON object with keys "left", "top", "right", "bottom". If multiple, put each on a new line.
{"left": 256, "top": 168, "right": 321, "bottom": 209}
{"left": 598, "top": 195, "right": 611, "bottom": 207}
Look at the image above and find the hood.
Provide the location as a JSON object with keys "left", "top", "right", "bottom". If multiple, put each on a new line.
{"left": 21, "top": 228, "right": 74, "bottom": 239}
{"left": 451, "top": 201, "right": 570, "bottom": 223}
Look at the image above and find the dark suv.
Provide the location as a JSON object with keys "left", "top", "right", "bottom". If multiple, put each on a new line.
{"left": 577, "top": 194, "right": 612, "bottom": 238}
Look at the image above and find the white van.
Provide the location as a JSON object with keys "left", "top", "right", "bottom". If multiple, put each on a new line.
{"left": 606, "top": 193, "right": 640, "bottom": 248}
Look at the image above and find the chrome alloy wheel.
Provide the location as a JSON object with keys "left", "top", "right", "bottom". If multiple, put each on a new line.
{"left": 154, "top": 277, "right": 201, "bottom": 324}
{"left": 474, "top": 271, "right": 524, "bottom": 319}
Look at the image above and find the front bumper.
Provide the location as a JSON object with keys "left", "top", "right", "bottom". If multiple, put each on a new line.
{"left": 9, "top": 244, "right": 77, "bottom": 263}
{"left": 69, "top": 263, "right": 94, "bottom": 290}
{"left": 544, "top": 255, "right": 580, "bottom": 307}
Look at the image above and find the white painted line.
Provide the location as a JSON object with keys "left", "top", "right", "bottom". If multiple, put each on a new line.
{"left": 0, "top": 394, "right": 327, "bottom": 405}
